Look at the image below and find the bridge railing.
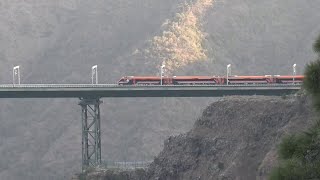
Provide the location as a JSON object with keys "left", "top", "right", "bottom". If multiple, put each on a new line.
{"left": 98, "top": 160, "right": 153, "bottom": 170}
{"left": 0, "top": 83, "right": 302, "bottom": 88}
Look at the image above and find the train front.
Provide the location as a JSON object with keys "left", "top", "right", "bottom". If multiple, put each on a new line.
{"left": 118, "top": 76, "right": 133, "bottom": 85}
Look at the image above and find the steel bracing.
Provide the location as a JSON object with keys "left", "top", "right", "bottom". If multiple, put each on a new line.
{"left": 79, "top": 98, "right": 102, "bottom": 171}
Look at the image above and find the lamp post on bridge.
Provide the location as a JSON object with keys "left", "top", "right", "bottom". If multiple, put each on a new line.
{"left": 293, "top": 64, "right": 296, "bottom": 84}
{"left": 227, "top": 64, "right": 231, "bottom": 85}
{"left": 160, "top": 63, "right": 165, "bottom": 85}
{"left": 13, "top": 65, "right": 21, "bottom": 85}
{"left": 92, "top": 65, "right": 98, "bottom": 84}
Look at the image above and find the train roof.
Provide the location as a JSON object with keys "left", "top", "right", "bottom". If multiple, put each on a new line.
{"left": 274, "top": 75, "right": 304, "bottom": 78}
{"left": 121, "top": 76, "right": 221, "bottom": 79}
{"left": 121, "top": 76, "right": 163, "bottom": 80}
{"left": 119, "top": 75, "right": 304, "bottom": 79}
{"left": 172, "top": 76, "right": 220, "bottom": 79}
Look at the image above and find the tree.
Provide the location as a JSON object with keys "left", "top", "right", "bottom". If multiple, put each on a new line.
{"left": 314, "top": 34, "right": 320, "bottom": 53}
{"left": 303, "top": 34, "right": 320, "bottom": 110}
{"left": 269, "top": 33, "right": 320, "bottom": 180}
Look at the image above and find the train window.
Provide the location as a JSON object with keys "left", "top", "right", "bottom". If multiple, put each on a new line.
{"left": 119, "top": 79, "right": 129, "bottom": 83}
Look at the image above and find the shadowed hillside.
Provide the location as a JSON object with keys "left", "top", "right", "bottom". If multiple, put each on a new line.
{"left": 0, "top": 0, "right": 320, "bottom": 179}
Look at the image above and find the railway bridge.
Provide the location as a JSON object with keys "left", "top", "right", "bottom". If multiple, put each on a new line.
{"left": 0, "top": 84, "right": 301, "bottom": 171}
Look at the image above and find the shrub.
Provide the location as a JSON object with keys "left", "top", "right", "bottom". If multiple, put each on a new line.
{"left": 270, "top": 121, "right": 320, "bottom": 179}
{"left": 269, "top": 158, "right": 307, "bottom": 180}
{"left": 278, "top": 135, "right": 299, "bottom": 159}
{"left": 303, "top": 59, "right": 320, "bottom": 95}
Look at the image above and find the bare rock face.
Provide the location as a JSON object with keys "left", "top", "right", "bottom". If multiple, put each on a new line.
{"left": 145, "top": 95, "right": 316, "bottom": 180}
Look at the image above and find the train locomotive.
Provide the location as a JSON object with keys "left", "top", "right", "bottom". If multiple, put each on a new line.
{"left": 118, "top": 75, "right": 304, "bottom": 85}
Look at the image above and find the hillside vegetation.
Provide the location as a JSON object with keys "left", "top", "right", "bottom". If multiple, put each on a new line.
{"left": 145, "top": 0, "right": 213, "bottom": 73}
{"left": 0, "top": 1, "right": 320, "bottom": 180}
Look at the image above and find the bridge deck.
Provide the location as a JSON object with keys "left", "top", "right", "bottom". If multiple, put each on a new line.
{"left": 0, "top": 84, "right": 301, "bottom": 98}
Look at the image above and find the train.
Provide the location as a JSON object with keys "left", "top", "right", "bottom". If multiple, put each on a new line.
{"left": 118, "top": 75, "right": 304, "bottom": 85}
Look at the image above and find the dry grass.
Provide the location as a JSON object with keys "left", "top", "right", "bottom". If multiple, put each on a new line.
{"left": 146, "top": 0, "right": 214, "bottom": 73}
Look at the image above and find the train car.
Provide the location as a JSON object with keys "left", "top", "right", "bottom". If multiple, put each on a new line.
{"left": 118, "top": 76, "right": 173, "bottom": 85}
{"left": 118, "top": 75, "right": 304, "bottom": 85}
{"left": 172, "top": 76, "right": 222, "bottom": 85}
{"left": 223, "top": 75, "right": 304, "bottom": 85}
{"left": 273, "top": 75, "right": 304, "bottom": 84}
{"left": 225, "top": 76, "right": 272, "bottom": 85}
{"left": 118, "top": 76, "right": 223, "bottom": 85}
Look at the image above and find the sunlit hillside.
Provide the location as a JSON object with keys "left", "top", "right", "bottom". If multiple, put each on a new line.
{"left": 145, "top": 0, "right": 213, "bottom": 73}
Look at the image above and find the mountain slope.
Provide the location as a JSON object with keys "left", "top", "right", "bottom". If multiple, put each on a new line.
{"left": 0, "top": 1, "right": 320, "bottom": 179}
{"left": 146, "top": 95, "right": 316, "bottom": 180}
{"left": 80, "top": 95, "right": 316, "bottom": 180}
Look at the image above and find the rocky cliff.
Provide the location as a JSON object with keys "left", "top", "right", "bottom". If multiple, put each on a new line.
{"left": 81, "top": 94, "right": 317, "bottom": 179}
{"left": 146, "top": 95, "right": 316, "bottom": 180}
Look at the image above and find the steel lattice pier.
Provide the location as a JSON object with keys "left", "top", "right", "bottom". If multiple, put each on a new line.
{"left": 79, "top": 98, "right": 102, "bottom": 171}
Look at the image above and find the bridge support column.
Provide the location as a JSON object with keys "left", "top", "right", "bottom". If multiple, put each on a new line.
{"left": 79, "top": 98, "right": 102, "bottom": 172}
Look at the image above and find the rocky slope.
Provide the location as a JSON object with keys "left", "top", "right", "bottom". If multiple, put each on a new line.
{"left": 1, "top": 1, "right": 320, "bottom": 179}
{"left": 145, "top": 95, "right": 316, "bottom": 180}
{"left": 80, "top": 95, "right": 317, "bottom": 180}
